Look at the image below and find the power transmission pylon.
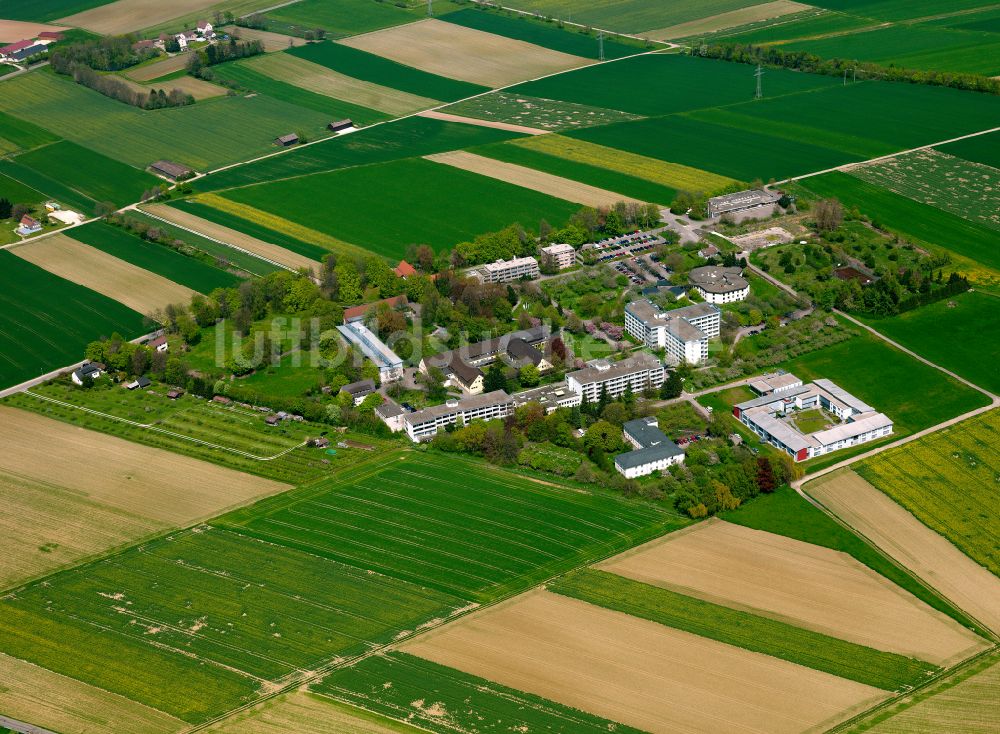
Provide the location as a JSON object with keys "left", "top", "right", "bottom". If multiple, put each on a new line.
{"left": 598, "top": 30, "right": 605, "bottom": 61}
{"left": 427, "top": 0, "right": 432, "bottom": 16}
{"left": 754, "top": 63, "right": 764, "bottom": 100}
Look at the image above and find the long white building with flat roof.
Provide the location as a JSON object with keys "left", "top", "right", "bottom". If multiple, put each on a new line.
{"left": 475, "top": 256, "right": 539, "bottom": 283}
{"left": 404, "top": 390, "right": 514, "bottom": 442}
{"left": 625, "top": 300, "right": 720, "bottom": 365}
{"left": 566, "top": 352, "right": 665, "bottom": 403}
{"left": 336, "top": 321, "right": 404, "bottom": 383}
{"left": 733, "top": 374, "right": 892, "bottom": 461}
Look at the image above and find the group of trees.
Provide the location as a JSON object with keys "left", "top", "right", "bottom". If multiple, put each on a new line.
{"left": 104, "top": 212, "right": 234, "bottom": 273}
{"left": 0, "top": 198, "right": 32, "bottom": 222}
{"left": 62, "top": 64, "right": 193, "bottom": 109}
{"left": 697, "top": 42, "right": 1000, "bottom": 95}
{"left": 50, "top": 36, "right": 154, "bottom": 73}
{"left": 192, "top": 38, "right": 264, "bottom": 68}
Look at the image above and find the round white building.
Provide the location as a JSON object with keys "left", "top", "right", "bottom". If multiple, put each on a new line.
{"left": 688, "top": 265, "right": 750, "bottom": 304}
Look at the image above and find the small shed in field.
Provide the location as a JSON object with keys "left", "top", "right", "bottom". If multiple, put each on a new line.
{"left": 328, "top": 119, "right": 354, "bottom": 133}
{"left": 149, "top": 160, "right": 194, "bottom": 181}
{"left": 274, "top": 133, "right": 299, "bottom": 147}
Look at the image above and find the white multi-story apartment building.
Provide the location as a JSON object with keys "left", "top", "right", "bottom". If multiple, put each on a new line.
{"left": 565, "top": 352, "right": 665, "bottom": 403}
{"left": 624, "top": 300, "right": 720, "bottom": 365}
{"left": 539, "top": 243, "right": 576, "bottom": 270}
{"left": 476, "top": 256, "right": 540, "bottom": 283}
{"left": 688, "top": 265, "right": 750, "bottom": 304}
{"left": 403, "top": 390, "right": 514, "bottom": 442}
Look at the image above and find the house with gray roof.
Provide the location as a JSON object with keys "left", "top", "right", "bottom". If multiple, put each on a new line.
{"left": 614, "top": 416, "right": 685, "bottom": 479}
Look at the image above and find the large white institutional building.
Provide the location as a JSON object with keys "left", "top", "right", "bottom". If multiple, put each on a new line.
{"left": 625, "top": 301, "right": 721, "bottom": 365}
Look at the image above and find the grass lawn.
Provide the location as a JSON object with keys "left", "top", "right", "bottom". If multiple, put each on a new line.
{"left": 656, "top": 401, "right": 706, "bottom": 439}
{"left": 218, "top": 451, "right": 687, "bottom": 600}
{"left": 856, "top": 409, "right": 1000, "bottom": 579}
{"left": 792, "top": 408, "right": 835, "bottom": 434}
{"left": 237, "top": 350, "right": 325, "bottom": 399}
{"left": 860, "top": 291, "right": 1000, "bottom": 394}
{"left": 721, "top": 485, "right": 981, "bottom": 633}
{"left": 315, "top": 652, "right": 643, "bottom": 734}
{"left": 551, "top": 568, "right": 937, "bottom": 691}
{"left": 66, "top": 221, "right": 242, "bottom": 293}
{"left": 0, "top": 251, "right": 148, "bottom": 389}
{"left": 219, "top": 157, "right": 581, "bottom": 257}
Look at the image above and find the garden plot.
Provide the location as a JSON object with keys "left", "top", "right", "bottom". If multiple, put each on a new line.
{"left": 401, "top": 588, "right": 888, "bottom": 734}
{"left": 142, "top": 203, "right": 322, "bottom": 273}
{"left": 443, "top": 92, "right": 642, "bottom": 132}
{"left": 338, "top": 19, "right": 591, "bottom": 88}
{"left": 0, "top": 406, "right": 291, "bottom": 527}
{"left": 849, "top": 149, "right": 1000, "bottom": 232}
{"left": 11, "top": 234, "right": 198, "bottom": 316}
{"left": 598, "top": 519, "right": 987, "bottom": 666}
{"left": 238, "top": 52, "right": 437, "bottom": 116}
{"left": 425, "top": 150, "right": 643, "bottom": 207}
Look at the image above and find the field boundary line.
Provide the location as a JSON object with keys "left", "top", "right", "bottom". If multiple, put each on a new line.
{"left": 22, "top": 390, "right": 307, "bottom": 461}
{"left": 134, "top": 205, "right": 298, "bottom": 273}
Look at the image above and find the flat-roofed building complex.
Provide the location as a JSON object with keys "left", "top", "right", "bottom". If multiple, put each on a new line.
{"left": 707, "top": 189, "right": 781, "bottom": 218}
{"left": 566, "top": 352, "right": 665, "bottom": 403}
{"left": 540, "top": 243, "right": 576, "bottom": 270}
{"left": 688, "top": 265, "right": 750, "bottom": 304}
{"left": 733, "top": 374, "right": 892, "bottom": 461}
{"left": 625, "top": 300, "right": 720, "bottom": 365}
{"left": 511, "top": 381, "right": 582, "bottom": 413}
{"left": 336, "top": 321, "right": 404, "bottom": 383}
{"left": 404, "top": 391, "right": 514, "bottom": 442}
{"left": 614, "top": 416, "right": 685, "bottom": 478}
{"left": 475, "top": 256, "right": 539, "bottom": 283}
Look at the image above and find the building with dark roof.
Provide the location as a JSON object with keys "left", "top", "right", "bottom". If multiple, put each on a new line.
{"left": 614, "top": 416, "right": 685, "bottom": 478}
{"left": 707, "top": 189, "right": 781, "bottom": 218}
{"left": 274, "top": 133, "right": 299, "bottom": 147}
{"left": 376, "top": 399, "right": 406, "bottom": 432}
{"left": 149, "top": 160, "right": 194, "bottom": 181}
{"left": 505, "top": 337, "right": 551, "bottom": 371}
{"left": 328, "top": 119, "right": 354, "bottom": 132}
{"left": 688, "top": 266, "right": 749, "bottom": 304}
{"left": 71, "top": 361, "right": 104, "bottom": 385}
{"left": 339, "top": 378, "right": 376, "bottom": 406}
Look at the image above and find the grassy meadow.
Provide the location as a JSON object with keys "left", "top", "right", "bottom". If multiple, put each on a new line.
{"left": 0, "top": 251, "right": 148, "bottom": 389}
{"left": 262, "top": 0, "right": 422, "bottom": 38}
{"left": 218, "top": 157, "right": 582, "bottom": 256}
{"left": 860, "top": 291, "right": 1000, "bottom": 394}
{"left": 315, "top": 652, "right": 644, "bottom": 734}
{"left": 218, "top": 452, "right": 686, "bottom": 600}
{"left": 857, "top": 409, "right": 1000, "bottom": 578}
{"left": 0, "top": 526, "right": 461, "bottom": 723}
{"left": 67, "top": 221, "right": 242, "bottom": 292}
{"left": 551, "top": 568, "right": 937, "bottom": 690}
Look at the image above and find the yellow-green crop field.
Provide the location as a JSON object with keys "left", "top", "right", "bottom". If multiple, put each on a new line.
{"left": 857, "top": 409, "right": 1000, "bottom": 577}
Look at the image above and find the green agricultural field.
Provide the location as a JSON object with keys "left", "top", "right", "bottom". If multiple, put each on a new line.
{"left": 440, "top": 8, "right": 639, "bottom": 59}
{"left": 67, "top": 221, "right": 242, "bottom": 292}
{"left": 0, "top": 526, "right": 462, "bottom": 723}
{"left": 124, "top": 211, "right": 282, "bottom": 277}
{"left": 849, "top": 650, "right": 1000, "bottom": 733}
{"left": 0, "top": 71, "right": 334, "bottom": 170}
{"left": 807, "top": 0, "right": 997, "bottom": 22}
{"left": 860, "top": 292, "right": 1000, "bottom": 394}
{"left": 851, "top": 150, "right": 999, "bottom": 231}
{"left": 169, "top": 200, "right": 331, "bottom": 262}
{"left": 771, "top": 325, "right": 990, "bottom": 440}
{"left": 263, "top": 0, "right": 422, "bottom": 38}
{"left": 4, "top": 140, "right": 158, "bottom": 209}
{"left": 471, "top": 140, "right": 677, "bottom": 204}
{"left": 443, "top": 91, "right": 643, "bottom": 132}
{"left": 721, "top": 484, "right": 981, "bottom": 633}
{"left": 288, "top": 42, "right": 487, "bottom": 102}
{"left": 497, "top": 0, "right": 761, "bottom": 34}
{"left": 570, "top": 112, "right": 858, "bottom": 182}
{"left": 315, "top": 652, "right": 645, "bottom": 734}
{"left": 937, "top": 130, "right": 1000, "bottom": 169}
{"left": 723, "top": 10, "right": 878, "bottom": 44}
{"left": 857, "top": 409, "right": 1000, "bottom": 578}
{"left": 932, "top": 5, "right": 1000, "bottom": 33}
{"left": 0, "top": 159, "right": 95, "bottom": 213}
{"left": 218, "top": 452, "right": 686, "bottom": 600}
{"left": 551, "top": 568, "right": 936, "bottom": 690}
{"left": 509, "top": 53, "right": 841, "bottom": 117}
{"left": 4, "top": 379, "right": 344, "bottom": 484}
{"left": 786, "top": 24, "right": 1000, "bottom": 76}
{"left": 218, "top": 157, "right": 582, "bottom": 257}
{"left": 0, "top": 172, "right": 46, "bottom": 207}
{"left": 0, "top": 0, "right": 106, "bottom": 22}
{"left": 198, "top": 116, "right": 524, "bottom": 191}
{"left": 0, "top": 110, "right": 59, "bottom": 155}
{"left": 212, "top": 61, "right": 390, "bottom": 126}
{"left": 794, "top": 172, "right": 1000, "bottom": 274}
{"left": 0, "top": 251, "right": 148, "bottom": 389}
